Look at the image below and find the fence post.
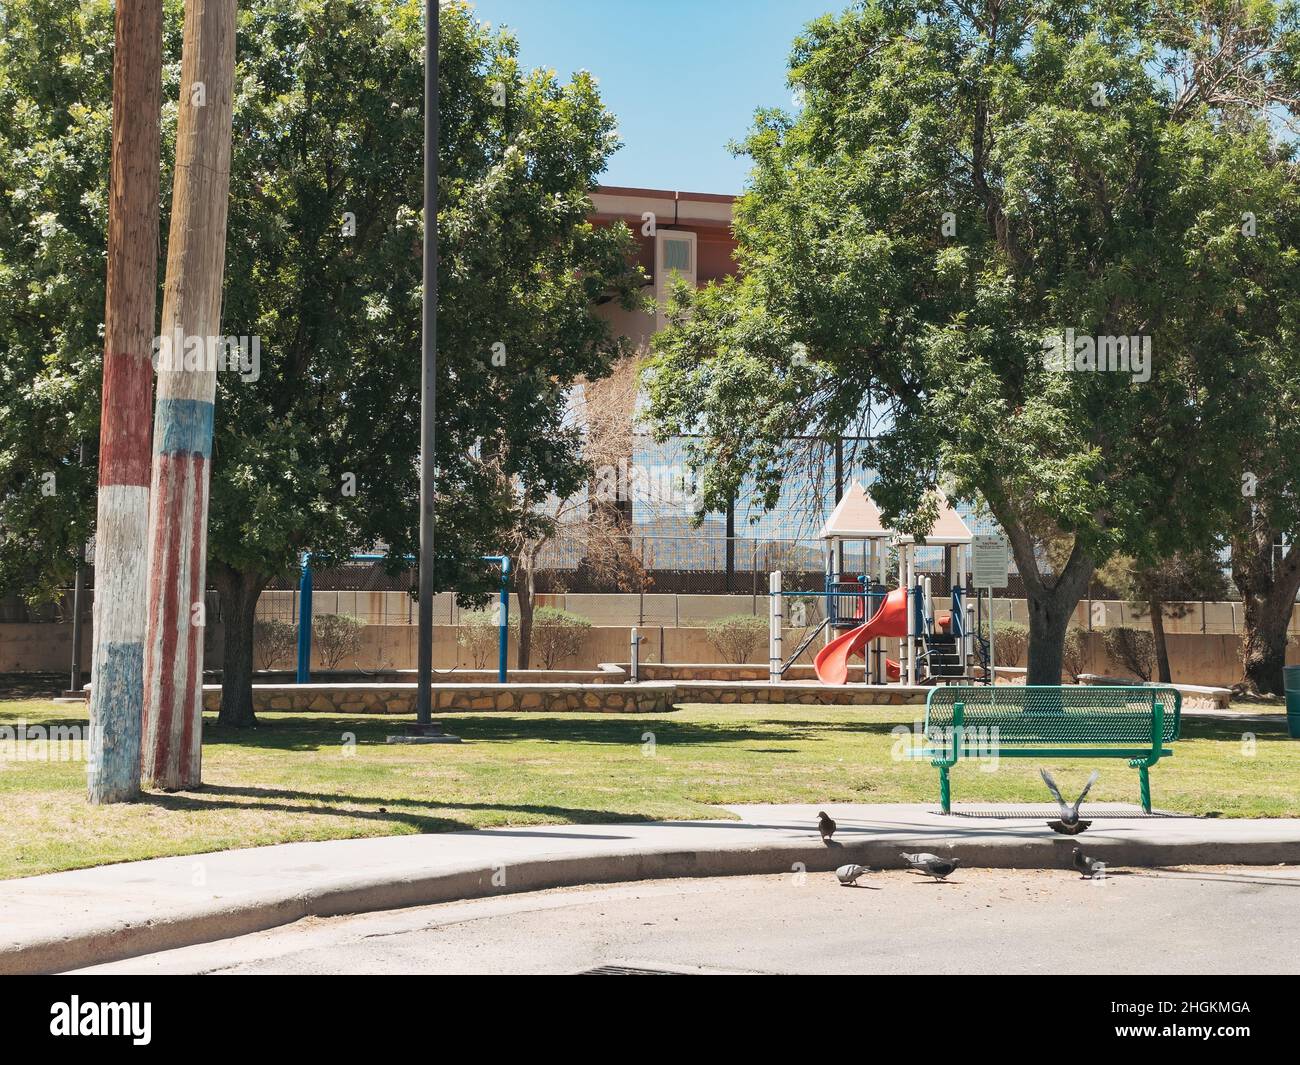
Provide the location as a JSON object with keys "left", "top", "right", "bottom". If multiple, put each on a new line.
{"left": 769, "top": 571, "right": 783, "bottom": 684}
{"left": 295, "top": 553, "right": 313, "bottom": 683}
{"left": 725, "top": 497, "right": 735, "bottom": 593}
{"left": 498, "top": 557, "right": 509, "bottom": 683}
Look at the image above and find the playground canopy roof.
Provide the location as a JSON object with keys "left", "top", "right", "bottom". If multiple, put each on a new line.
{"left": 895, "top": 489, "right": 974, "bottom": 545}
{"left": 819, "top": 481, "right": 890, "bottom": 540}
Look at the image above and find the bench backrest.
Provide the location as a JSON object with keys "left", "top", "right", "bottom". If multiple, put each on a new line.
{"left": 923, "top": 685, "right": 1181, "bottom": 746}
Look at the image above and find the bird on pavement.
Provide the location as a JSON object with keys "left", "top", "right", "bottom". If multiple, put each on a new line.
{"left": 818, "top": 810, "right": 837, "bottom": 844}
{"left": 1041, "top": 767, "right": 1099, "bottom": 835}
{"left": 901, "top": 852, "right": 959, "bottom": 880}
{"left": 1073, "top": 847, "right": 1105, "bottom": 879}
{"left": 835, "top": 863, "right": 869, "bottom": 886}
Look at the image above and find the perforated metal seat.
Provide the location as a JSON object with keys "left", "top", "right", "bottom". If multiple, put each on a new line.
{"left": 911, "top": 685, "right": 1181, "bottom": 813}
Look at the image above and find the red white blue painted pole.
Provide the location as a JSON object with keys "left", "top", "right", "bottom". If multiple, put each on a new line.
{"left": 86, "top": 0, "right": 164, "bottom": 805}
{"left": 141, "top": 0, "right": 236, "bottom": 790}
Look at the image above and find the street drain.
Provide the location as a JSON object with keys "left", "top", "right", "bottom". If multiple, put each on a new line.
{"left": 579, "top": 965, "right": 686, "bottom": 975}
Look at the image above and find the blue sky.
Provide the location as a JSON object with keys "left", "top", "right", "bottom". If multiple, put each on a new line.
{"left": 467, "top": 0, "right": 844, "bottom": 194}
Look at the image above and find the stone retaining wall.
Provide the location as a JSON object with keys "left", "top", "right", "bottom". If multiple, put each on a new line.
{"left": 200, "top": 680, "right": 928, "bottom": 714}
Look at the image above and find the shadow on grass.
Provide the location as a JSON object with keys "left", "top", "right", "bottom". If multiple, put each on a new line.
{"left": 140, "top": 784, "right": 662, "bottom": 835}
{"left": 1179, "top": 718, "right": 1293, "bottom": 741}
{"left": 199, "top": 713, "right": 911, "bottom": 751}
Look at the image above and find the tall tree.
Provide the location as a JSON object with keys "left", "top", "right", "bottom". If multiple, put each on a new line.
{"left": 645, "top": 0, "right": 1298, "bottom": 683}
{"left": 86, "top": 0, "right": 164, "bottom": 803}
{"left": 140, "top": 0, "right": 236, "bottom": 790}
{"left": 1155, "top": 1, "right": 1300, "bottom": 695}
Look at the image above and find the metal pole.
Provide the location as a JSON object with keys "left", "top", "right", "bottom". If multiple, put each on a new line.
{"left": 417, "top": 0, "right": 439, "bottom": 725}
{"left": 68, "top": 443, "right": 88, "bottom": 694}
{"left": 769, "top": 571, "right": 783, "bottom": 684}
{"left": 724, "top": 496, "right": 735, "bottom": 593}
{"left": 296, "top": 553, "right": 313, "bottom": 683}
{"left": 988, "top": 587, "right": 996, "bottom": 682}
{"left": 498, "top": 557, "right": 509, "bottom": 684}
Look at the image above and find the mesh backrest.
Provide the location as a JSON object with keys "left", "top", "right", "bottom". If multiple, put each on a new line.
{"left": 924, "top": 685, "right": 1181, "bottom": 745}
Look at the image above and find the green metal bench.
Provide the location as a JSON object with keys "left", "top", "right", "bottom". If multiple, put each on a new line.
{"left": 910, "top": 685, "right": 1181, "bottom": 814}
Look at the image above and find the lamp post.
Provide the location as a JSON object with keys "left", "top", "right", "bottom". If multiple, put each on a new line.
{"left": 416, "top": 0, "right": 439, "bottom": 727}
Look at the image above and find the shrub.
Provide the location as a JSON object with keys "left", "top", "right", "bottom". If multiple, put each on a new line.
{"left": 313, "top": 614, "right": 365, "bottom": 670}
{"left": 253, "top": 618, "right": 298, "bottom": 672}
{"left": 457, "top": 608, "right": 502, "bottom": 669}
{"left": 980, "top": 620, "right": 1029, "bottom": 667}
{"left": 530, "top": 607, "right": 591, "bottom": 669}
{"left": 1103, "top": 626, "right": 1155, "bottom": 681}
{"left": 1061, "top": 625, "right": 1089, "bottom": 682}
{"left": 706, "top": 613, "right": 768, "bottom": 663}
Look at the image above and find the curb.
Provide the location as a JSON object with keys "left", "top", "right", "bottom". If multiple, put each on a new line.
{"left": 6, "top": 834, "right": 1300, "bottom": 975}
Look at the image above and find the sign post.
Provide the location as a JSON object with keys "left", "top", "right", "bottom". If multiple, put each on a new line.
{"left": 971, "top": 534, "right": 1010, "bottom": 683}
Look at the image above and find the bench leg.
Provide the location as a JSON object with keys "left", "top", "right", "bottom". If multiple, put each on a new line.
{"left": 1137, "top": 765, "right": 1151, "bottom": 814}
{"left": 938, "top": 765, "right": 951, "bottom": 814}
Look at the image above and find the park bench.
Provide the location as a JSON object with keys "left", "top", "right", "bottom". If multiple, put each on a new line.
{"left": 910, "top": 684, "right": 1181, "bottom": 814}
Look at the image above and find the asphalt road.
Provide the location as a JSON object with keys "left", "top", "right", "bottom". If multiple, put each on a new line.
{"left": 79, "top": 865, "right": 1300, "bottom": 975}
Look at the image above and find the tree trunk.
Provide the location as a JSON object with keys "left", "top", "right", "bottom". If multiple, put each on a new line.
{"left": 212, "top": 564, "right": 264, "bottom": 727}
{"left": 142, "top": 0, "right": 236, "bottom": 790}
{"left": 515, "top": 556, "right": 534, "bottom": 669}
{"left": 1232, "top": 526, "right": 1300, "bottom": 696}
{"left": 998, "top": 508, "right": 1095, "bottom": 685}
{"left": 1239, "top": 599, "right": 1291, "bottom": 695}
{"left": 1025, "top": 590, "right": 1076, "bottom": 684}
{"left": 1149, "top": 596, "right": 1172, "bottom": 683}
{"left": 87, "top": 0, "right": 164, "bottom": 804}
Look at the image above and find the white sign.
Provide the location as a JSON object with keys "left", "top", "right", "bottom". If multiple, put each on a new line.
{"left": 971, "top": 534, "right": 1010, "bottom": 589}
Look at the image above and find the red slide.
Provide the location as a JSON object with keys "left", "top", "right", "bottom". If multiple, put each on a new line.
{"left": 814, "top": 586, "right": 910, "bottom": 685}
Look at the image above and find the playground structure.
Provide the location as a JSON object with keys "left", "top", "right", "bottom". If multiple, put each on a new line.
{"left": 770, "top": 482, "right": 990, "bottom": 688}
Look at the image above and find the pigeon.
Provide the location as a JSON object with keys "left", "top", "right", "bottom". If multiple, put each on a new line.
{"left": 1040, "top": 768, "right": 1098, "bottom": 835}
{"left": 901, "top": 852, "right": 959, "bottom": 880}
{"left": 818, "top": 810, "right": 837, "bottom": 844}
{"left": 835, "top": 863, "right": 869, "bottom": 886}
{"left": 1073, "top": 847, "right": 1105, "bottom": 879}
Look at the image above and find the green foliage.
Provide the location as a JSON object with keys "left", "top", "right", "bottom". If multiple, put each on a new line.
{"left": 980, "top": 620, "right": 1030, "bottom": 669}
{"left": 1061, "top": 625, "right": 1089, "bottom": 683}
{"left": 706, "top": 613, "right": 768, "bottom": 664}
{"left": 0, "top": 0, "right": 642, "bottom": 614}
{"left": 456, "top": 608, "right": 502, "bottom": 670}
{"left": 643, "top": 0, "right": 1300, "bottom": 679}
{"left": 312, "top": 613, "right": 365, "bottom": 670}
{"left": 528, "top": 606, "right": 590, "bottom": 669}
{"left": 252, "top": 618, "right": 297, "bottom": 672}
{"left": 0, "top": 0, "right": 164, "bottom": 602}
{"left": 1103, "top": 626, "right": 1157, "bottom": 681}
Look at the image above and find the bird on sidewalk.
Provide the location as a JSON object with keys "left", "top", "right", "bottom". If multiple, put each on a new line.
{"left": 901, "top": 852, "right": 959, "bottom": 880}
{"left": 1041, "top": 767, "right": 1099, "bottom": 835}
{"left": 1073, "top": 847, "right": 1105, "bottom": 879}
{"left": 818, "top": 810, "right": 837, "bottom": 845}
{"left": 836, "top": 863, "right": 869, "bottom": 886}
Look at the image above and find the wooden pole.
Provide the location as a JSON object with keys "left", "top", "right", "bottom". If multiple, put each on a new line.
{"left": 87, "top": 0, "right": 164, "bottom": 805}
{"left": 141, "top": 0, "right": 236, "bottom": 790}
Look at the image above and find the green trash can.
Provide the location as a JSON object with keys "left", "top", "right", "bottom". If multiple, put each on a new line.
{"left": 1285, "top": 666, "right": 1300, "bottom": 739}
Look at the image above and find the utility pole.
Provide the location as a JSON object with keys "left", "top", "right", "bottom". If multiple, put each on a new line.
{"left": 416, "top": 0, "right": 440, "bottom": 728}
{"left": 86, "top": 0, "right": 163, "bottom": 804}
{"left": 142, "top": 0, "right": 236, "bottom": 789}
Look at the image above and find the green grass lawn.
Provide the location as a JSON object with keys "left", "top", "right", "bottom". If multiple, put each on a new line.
{"left": 0, "top": 697, "right": 1295, "bottom": 880}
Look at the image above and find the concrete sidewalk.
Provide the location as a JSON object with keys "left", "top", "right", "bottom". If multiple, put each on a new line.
{"left": 4, "top": 803, "right": 1300, "bottom": 974}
